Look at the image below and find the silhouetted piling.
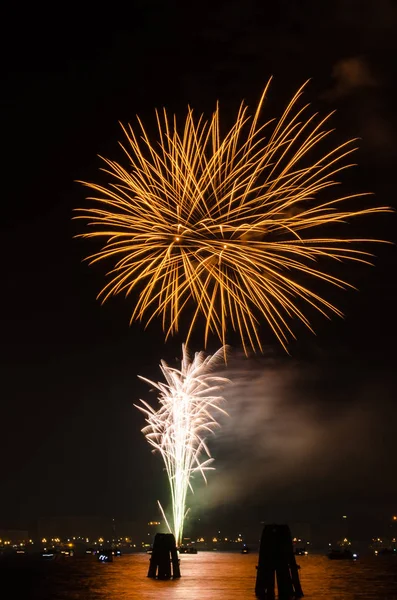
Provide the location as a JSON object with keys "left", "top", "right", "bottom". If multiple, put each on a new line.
{"left": 255, "top": 524, "right": 303, "bottom": 599}
{"left": 147, "top": 533, "right": 181, "bottom": 579}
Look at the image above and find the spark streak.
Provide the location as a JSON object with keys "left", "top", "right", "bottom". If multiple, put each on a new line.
{"left": 135, "top": 345, "right": 229, "bottom": 546}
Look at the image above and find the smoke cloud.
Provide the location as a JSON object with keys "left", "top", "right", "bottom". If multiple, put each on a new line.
{"left": 189, "top": 351, "right": 395, "bottom": 517}
{"left": 322, "top": 56, "right": 396, "bottom": 161}
{"left": 324, "top": 57, "right": 378, "bottom": 100}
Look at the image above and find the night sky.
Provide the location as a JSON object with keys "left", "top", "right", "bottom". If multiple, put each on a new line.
{"left": 1, "top": 1, "right": 396, "bottom": 539}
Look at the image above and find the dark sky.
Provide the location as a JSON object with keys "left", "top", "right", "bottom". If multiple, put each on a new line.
{"left": 1, "top": 0, "right": 396, "bottom": 537}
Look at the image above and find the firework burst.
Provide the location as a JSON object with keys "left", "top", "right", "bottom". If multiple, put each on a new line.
{"left": 76, "top": 80, "right": 390, "bottom": 352}
{"left": 136, "top": 345, "right": 229, "bottom": 546}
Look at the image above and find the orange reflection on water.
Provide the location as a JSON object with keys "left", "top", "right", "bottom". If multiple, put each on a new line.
{"left": 88, "top": 552, "right": 396, "bottom": 599}
{"left": 5, "top": 551, "right": 396, "bottom": 599}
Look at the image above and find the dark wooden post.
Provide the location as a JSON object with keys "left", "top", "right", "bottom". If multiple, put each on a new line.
{"left": 170, "top": 543, "right": 181, "bottom": 578}
{"left": 147, "top": 533, "right": 181, "bottom": 579}
{"left": 255, "top": 524, "right": 303, "bottom": 599}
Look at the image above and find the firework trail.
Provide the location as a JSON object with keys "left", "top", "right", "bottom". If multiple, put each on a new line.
{"left": 76, "top": 82, "right": 390, "bottom": 545}
{"left": 77, "top": 80, "right": 390, "bottom": 353}
{"left": 135, "top": 345, "right": 229, "bottom": 546}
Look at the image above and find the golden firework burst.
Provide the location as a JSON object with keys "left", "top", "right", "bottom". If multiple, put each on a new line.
{"left": 76, "top": 80, "right": 390, "bottom": 353}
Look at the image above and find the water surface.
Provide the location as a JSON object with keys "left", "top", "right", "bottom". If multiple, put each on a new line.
{"left": 2, "top": 552, "right": 396, "bottom": 599}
